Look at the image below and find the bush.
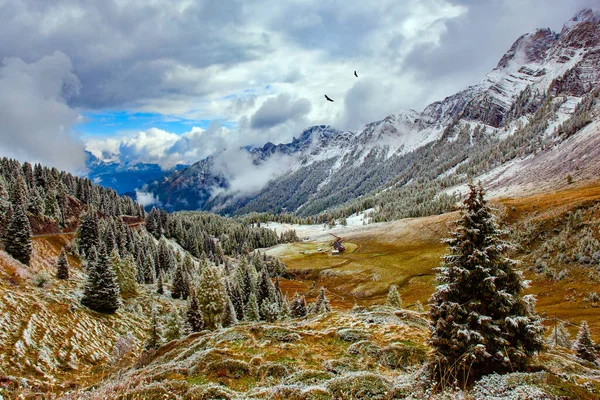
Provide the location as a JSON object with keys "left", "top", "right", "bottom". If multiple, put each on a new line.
{"left": 257, "top": 362, "right": 290, "bottom": 380}
{"left": 337, "top": 328, "right": 369, "bottom": 342}
{"left": 262, "top": 327, "right": 302, "bottom": 342}
{"left": 205, "top": 359, "right": 251, "bottom": 378}
{"left": 378, "top": 344, "right": 427, "bottom": 369}
{"left": 184, "top": 383, "right": 238, "bottom": 400}
{"left": 326, "top": 372, "right": 392, "bottom": 399}
{"left": 347, "top": 340, "right": 382, "bottom": 357}
{"left": 284, "top": 369, "right": 333, "bottom": 385}
{"left": 31, "top": 271, "right": 51, "bottom": 288}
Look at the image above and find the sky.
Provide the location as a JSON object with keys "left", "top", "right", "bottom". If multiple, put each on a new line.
{"left": 0, "top": 0, "right": 599, "bottom": 172}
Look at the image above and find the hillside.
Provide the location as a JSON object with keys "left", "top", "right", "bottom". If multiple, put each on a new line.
{"left": 147, "top": 9, "right": 600, "bottom": 221}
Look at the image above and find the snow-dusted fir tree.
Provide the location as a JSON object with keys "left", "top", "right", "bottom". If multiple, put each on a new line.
{"left": 429, "top": 183, "right": 543, "bottom": 381}
{"left": 56, "top": 248, "right": 69, "bottom": 280}
{"left": 222, "top": 296, "right": 238, "bottom": 327}
{"left": 572, "top": 321, "right": 596, "bottom": 362}
{"left": 313, "top": 287, "right": 331, "bottom": 314}
{"left": 290, "top": 292, "right": 308, "bottom": 318}
{"left": 81, "top": 245, "right": 121, "bottom": 313}
{"left": 387, "top": 285, "right": 402, "bottom": 308}
{"left": 260, "top": 298, "right": 280, "bottom": 322}
{"left": 78, "top": 209, "right": 99, "bottom": 258}
{"left": 245, "top": 292, "right": 260, "bottom": 322}
{"left": 145, "top": 309, "right": 162, "bottom": 350}
{"left": 186, "top": 289, "right": 204, "bottom": 333}
{"left": 171, "top": 262, "right": 190, "bottom": 299}
{"left": 156, "top": 272, "right": 164, "bottom": 295}
{"left": 196, "top": 265, "right": 227, "bottom": 330}
{"left": 4, "top": 204, "right": 32, "bottom": 265}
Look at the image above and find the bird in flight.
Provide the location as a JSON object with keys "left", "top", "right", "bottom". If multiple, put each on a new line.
{"left": 354, "top": 71, "right": 358, "bottom": 77}
{"left": 324, "top": 95, "right": 334, "bottom": 102}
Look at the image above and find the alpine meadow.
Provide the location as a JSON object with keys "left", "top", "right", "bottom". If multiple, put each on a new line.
{"left": 2, "top": 2, "right": 600, "bottom": 399}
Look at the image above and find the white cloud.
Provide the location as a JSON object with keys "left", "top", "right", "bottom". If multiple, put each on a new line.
{"left": 135, "top": 189, "right": 160, "bottom": 207}
{"left": 0, "top": 51, "right": 86, "bottom": 171}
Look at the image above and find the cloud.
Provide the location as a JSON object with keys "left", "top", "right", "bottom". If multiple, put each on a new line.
{"left": 135, "top": 189, "right": 160, "bottom": 207}
{"left": 250, "top": 94, "right": 311, "bottom": 129}
{"left": 85, "top": 123, "right": 232, "bottom": 169}
{"left": 211, "top": 147, "right": 297, "bottom": 198}
{"left": 4, "top": 0, "right": 598, "bottom": 173}
{"left": 0, "top": 51, "right": 86, "bottom": 171}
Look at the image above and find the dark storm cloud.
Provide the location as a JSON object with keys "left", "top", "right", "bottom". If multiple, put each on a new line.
{"left": 250, "top": 94, "right": 312, "bottom": 129}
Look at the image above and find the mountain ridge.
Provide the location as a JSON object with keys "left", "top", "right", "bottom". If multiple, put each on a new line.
{"left": 147, "top": 9, "right": 600, "bottom": 218}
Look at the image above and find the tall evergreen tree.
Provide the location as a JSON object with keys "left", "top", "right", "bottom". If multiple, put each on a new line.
{"left": 290, "top": 292, "right": 307, "bottom": 318}
{"left": 572, "top": 321, "right": 596, "bottom": 362}
{"left": 9, "top": 174, "right": 28, "bottom": 209}
{"left": 196, "top": 265, "right": 227, "bottom": 330}
{"left": 81, "top": 245, "right": 121, "bottom": 313}
{"left": 172, "top": 262, "right": 190, "bottom": 299}
{"left": 186, "top": 289, "right": 204, "bottom": 333}
{"left": 4, "top": 204, "right": 32, "bottom": 265}
{"left": 313, "top": 287, "right": 331, "bottom": 314}
{"left": 222, "top": 295, "right": 238, "bottom": 327}
{"left": 245, "top": 292, "right": 260, "bottom": 322}
{"left": 78, "top": 210, "right": 100, "bottom": 258}
{"left": 56, "top": 248, "right": 69, "bottom": 280}
{"left": 145, "top": 310, "right": 161, "bottom": 350}
{"left": 157, "top": 272, "right": 164, "bottom": 295}
{"left": 429, "top": 183, "right": 543, "bottom": 382}
{"left": 387, "top": 285, "right": 402, "bottom": 308}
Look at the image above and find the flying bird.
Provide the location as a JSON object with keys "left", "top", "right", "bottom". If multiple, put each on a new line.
{"left": 324, "top": 95, "right": 334, "bottom": 102}
{"left": 354, "top": 70, "right": 358, "bottom": 77}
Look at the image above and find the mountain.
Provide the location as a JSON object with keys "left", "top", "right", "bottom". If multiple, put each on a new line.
{"left": 150, "top": 9, "right": 600, "bottom": 217}
{"left": 85, "top": 152, "right": 187, "bottom": 196}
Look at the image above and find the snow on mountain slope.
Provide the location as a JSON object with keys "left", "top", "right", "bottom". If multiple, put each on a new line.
{"left": 152, "top": 9, "right": 600, "bottom": 215}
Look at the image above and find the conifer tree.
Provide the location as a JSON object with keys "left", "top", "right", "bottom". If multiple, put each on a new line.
{"left": 429, "top": 183, "right": 543, "bottom": 382}
{"left": 228, "top": 280, "right": 245, "bottom": 321}
{"left": 172, "top": 262, "right": 190, "bottom": 299}
{"left": 78, "top": 210, "right": 99, "bottom": 258}
{"left": 116, "top": 254, "right": 138, "bottom": 295}
{"left": 280, "top": 294, "right": 291, "bottom": 319}
{"left": 573, "top": 321, "right": 596, "bottom": 362}
{"left": 186, "top": 289, "right": 204, "bottom": 333}
{"left": 260, "top": 298, "right": 280, "bottom": 322}
{"left": 387, "top": 285, "right": 402, "bottom": 308}
{"left": 157, "top": 271, "right": 164, "bottom": 295}
{"left": 9, "top": 174, "right": 27, "bottom": 209}
{"left": 313, "top": 287, "right": 331, "bottom": 314}
{"left": 81, "top": 245, "right": 121, "bottom": 313}
{"left": 222, "top": 295, "right": 238, "bottom": 327}
{"left": 142, "top": 253, "right": 155, "bottom": 284}
{"left": 56, "top": 248, "right": 69, "bottom": 280}
{"left": 145, "top": 310, "right": 161, "bottom": 350}
{"left": 290, "top": 292, "right": 308, "bottom": 318}
{"left": 245, "top": 292, "right": 260, "bottom": 322}
{"left": 4, "top": 204, "right": 32, "bottom": 265}
{"left": 196, "top": 265, "right": 227, "bottom": 330}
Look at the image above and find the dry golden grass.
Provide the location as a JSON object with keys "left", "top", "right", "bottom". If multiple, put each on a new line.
{"left": 276, "top": 183, "right": 600, "bottom": 342}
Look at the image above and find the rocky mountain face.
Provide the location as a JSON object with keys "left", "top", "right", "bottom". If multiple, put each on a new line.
{"left": 149, "top": 9, "right": 600, "bottom": 215}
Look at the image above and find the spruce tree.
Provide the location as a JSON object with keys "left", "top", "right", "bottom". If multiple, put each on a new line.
{"left": 573, "top": 321, "right": 596, "bottom": 362}
{"left": 222, "top": 295, "right": 238, "bottom": 327}
{"left": 290, "top": 292, "right": 308, "bottom": 318}
{"left": 172, "top": 262, "right": 190, "bottom": 299}
{"left": 280, "top": 294, "right": 291, "bottom": 319}
{"left": 196, "top": 265, "right": 227, "bottom": 330}
{"left": 186, "top": 289, "right": 204, "bottom": 333}
{"left": 260, "top": 298, "right": 280, "bottom": 322}
{"left": 4, "top": 204, "right": 32, "bottom": 265}
{"left": 56, "top": 248, "right": 69, "bottom": 280}
{"left": 81, "top": 245, "right": 121, "bottom": 313}
{"left": 157, "top": 271, "right": 164, "bottom": 295}
{"left": 387, "top": 285, "right": 402, "bottom": 308}
{"left": 145, "top": 310, "right": 161, "bottom": 350}
{"left": 429, "top": 183, "right": 543, "bottom": 382}
{"left": 78, "top": 210, "right": 99, "bottom": 258}
{"left": 245, "top": 292, "right": 260, "bottom": 322}
{"left": 313, "top": 287, "right": 331, "bottom": 314}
